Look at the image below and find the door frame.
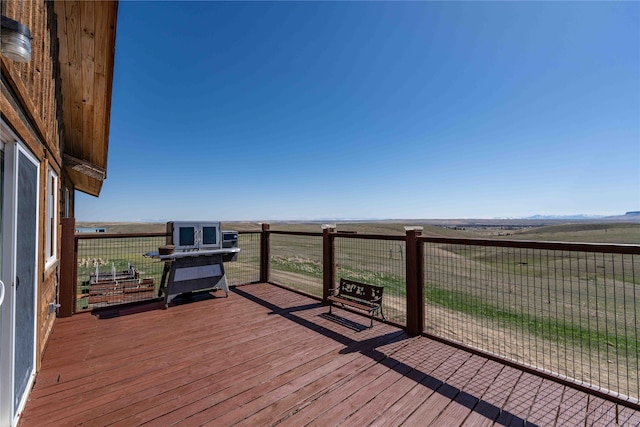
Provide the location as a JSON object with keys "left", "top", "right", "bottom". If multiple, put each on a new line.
{"left": 0, "top": 119, "right": 40, "bottom": 427}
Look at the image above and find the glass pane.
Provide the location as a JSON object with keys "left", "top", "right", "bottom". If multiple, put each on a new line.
{"left": 202, "top": 226, "right": 218, "bottom": 245}
{"left": 0, "top": 147, "right": 3, "bottom": 278}
{"left": 15, "top": 150, "right": 37, "bottom": 412}
{"left": 179, "top": 227, "right": 195, "bottom": 246}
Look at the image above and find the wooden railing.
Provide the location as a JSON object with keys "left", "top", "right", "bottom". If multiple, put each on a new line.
{"left": 58, "top": 219, "right": 640, "bottom": 408}
{"left": 266, "top": 226, "right": 640, "bottom": 408}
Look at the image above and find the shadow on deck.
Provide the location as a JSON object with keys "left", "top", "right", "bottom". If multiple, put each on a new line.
{"left": 19, "top": 283, "right": 640, "bottom": 426}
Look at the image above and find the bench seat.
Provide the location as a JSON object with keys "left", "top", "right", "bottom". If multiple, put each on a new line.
{"left": 328, "top": 278, "right": 385, "bottom": 327}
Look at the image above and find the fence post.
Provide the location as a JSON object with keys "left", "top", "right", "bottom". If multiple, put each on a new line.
{"left": 58, "top": 217, "right": 76, "bottom": 317}
{"left": 260, "top": 223, "right": 270, "bottom": 283}
{"left": 322, "top": 224, "right": 336, "bottom": 303}
{"left": 405, "top": 226, "right": 424, "bottom": 336}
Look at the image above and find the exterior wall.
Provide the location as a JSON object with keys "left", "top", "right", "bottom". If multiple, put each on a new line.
{"left": 2, "top": 1, "right": 63, "bottom": 152}
{"left": 1, "top": 0, "right": 72, "bottom": 367}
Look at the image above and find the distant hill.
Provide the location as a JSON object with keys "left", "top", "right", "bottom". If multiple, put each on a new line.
{"left": 522, "top": 213, "right": 640, "bottom": 222}
{"left": 525, "top": 214, "right": 605, "bottom": 220}
{"left": 509, "top": 222, "right": 640, "bottom": 244}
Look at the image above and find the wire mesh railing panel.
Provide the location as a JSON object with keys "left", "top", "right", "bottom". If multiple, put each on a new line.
{"left": 423, "top": 241, "right": 639, "bottom": 403}
{"left": 269, "top": 233, "right": 323, "bottom": 297}
{"left": 76, "top": 235, "right": 167, "bottom": 311}
{"left": 225, "top": 231, "right": 261, "bottom": 286}
{"left": 335, "top": 236, "right": 406, "bottom": 326}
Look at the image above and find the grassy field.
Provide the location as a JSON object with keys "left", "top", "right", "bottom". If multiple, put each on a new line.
{"left": 506, "top": 222, "right": 640, "bottom": 244}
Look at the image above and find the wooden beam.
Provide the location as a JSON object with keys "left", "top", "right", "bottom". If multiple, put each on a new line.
{"left": 55, "top": 0, "right": 72, "bottom": 155}
{"left": 80, "top": 1, "right": 95, "bottom": 163}
{"left": 322, "top": 226, "right": 336, "bottom": 303}
{"left": 65, "top": 1, "right": 84, "bottom": 160}
{"left": 405, "top": 227, "right": 423, "bottom": 336}
{"left": 58, "top": 218, "right": 76, "bottom": 317}
{"left": 260, "top": 223, "right": 271, "bottom": 283}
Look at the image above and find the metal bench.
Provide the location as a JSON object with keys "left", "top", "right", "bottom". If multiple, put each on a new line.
{"left": 328, "top": 278, "right": 385, "bottom": 327}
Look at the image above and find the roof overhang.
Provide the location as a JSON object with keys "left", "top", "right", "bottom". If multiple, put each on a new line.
{"left": 55, "top": 0, "right": 118, "bottom": 197}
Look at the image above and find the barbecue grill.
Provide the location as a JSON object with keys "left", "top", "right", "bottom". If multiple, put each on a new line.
{"left": 144, "top": 221, "right": 240, "bottom": 308}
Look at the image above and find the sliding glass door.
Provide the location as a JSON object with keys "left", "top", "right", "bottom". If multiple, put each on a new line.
{"left": 0, "top": 121, "right": 39, "bottom": 427}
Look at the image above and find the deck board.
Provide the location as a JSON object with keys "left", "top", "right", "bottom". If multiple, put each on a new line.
{"left": 18, "top": 283, "right": 639, "bottom": 426}
{"left": 429, "top": 355, "right": 488, "bottom": 425}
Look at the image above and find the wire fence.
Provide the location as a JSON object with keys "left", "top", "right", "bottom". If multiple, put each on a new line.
{"left": 268, "top": 232, "right": 323, "bottom": 297}
{"left": 334, "top": 234, "right": 407, "bottom": 326}
{"left": 225, "top": 231, "right": 261, "bottom": 286}
{"left": 76, "top": 233, "right": 167, "bottom": 311}
{"left": 422, "top": 239, "right": 639, "bottom": 403}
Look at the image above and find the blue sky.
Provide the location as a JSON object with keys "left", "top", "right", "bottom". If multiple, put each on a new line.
{"left": 76, "top": 1, "right": 640, "bottom": 222}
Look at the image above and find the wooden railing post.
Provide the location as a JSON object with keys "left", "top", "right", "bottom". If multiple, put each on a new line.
{"left": 58, "top": 217, "right": 76, "bottom": 317}
{"left": 322, "top": 224, "right": 336, "bottom": 303}
{"left": 405, "top": 226, "right": 424, "bottom": 336}
{"left": 260, "top": 223, "right": 270, "bottom": 283}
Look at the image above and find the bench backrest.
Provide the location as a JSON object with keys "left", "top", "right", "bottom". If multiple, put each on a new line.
{"left": 338, "top": 278, "right": 383, "bottom": 303}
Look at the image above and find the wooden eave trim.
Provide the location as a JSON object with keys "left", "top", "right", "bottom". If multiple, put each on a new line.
{"left": 98, "top": 0, "right": 118, "bottom": 175}
{"left": 63, "top": 153, "right": 106, "bottom": 181}
{"left": 65, "top": 166, "right": 103, "bottom": 197}
{"left": 74, "top": 180, "right": 101, "bottom": 198}
{"left": 77, "top": 177, "right": 102, "bottom": 197}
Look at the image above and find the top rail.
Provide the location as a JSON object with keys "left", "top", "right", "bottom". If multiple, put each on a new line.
{"left": 268, "top": 230, "right": 323, "bottom": 237}
{"left": 333, "top": 232, "right": 405, "bottom": 241}
{"left": 420, "top": 236, "right": 640, "bottom": 254}
{"left": 76, "top": 230, "right": 263, "bottom": 239}
{"left": 268, "top": 230, "right": 406, "bottom": 241}
{"left": 75, "top": 232, "right": 170, "bottom": 239}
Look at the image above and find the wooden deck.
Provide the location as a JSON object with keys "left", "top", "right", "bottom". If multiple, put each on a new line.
{"left": 20, "top": 283, "right": 640, "bottom": 426}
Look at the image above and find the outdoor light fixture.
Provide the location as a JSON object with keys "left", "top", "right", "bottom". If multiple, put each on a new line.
{"left": 1, "top": 15, "right": 32, "bottom": 63}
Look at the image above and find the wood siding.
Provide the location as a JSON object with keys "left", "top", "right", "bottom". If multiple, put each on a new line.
{"left": 2, "top": 0, "right": 62, "bottom": 162}
{"left": 1, "top": 0, "right": 66, "bottom": 368}
{"left": 38, "top": 268, "right": 57, "bottom": 354}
